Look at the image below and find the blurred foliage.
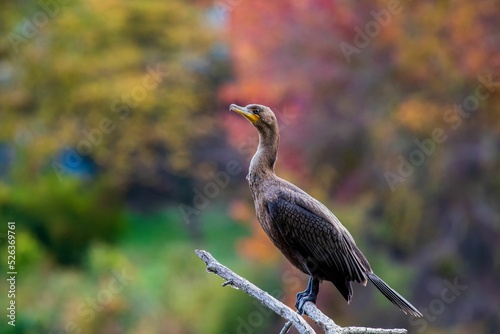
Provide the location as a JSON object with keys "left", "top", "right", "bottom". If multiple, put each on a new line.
{"left": 0, "top": 0, "right": 218, "bottom": 191}
{"left": 0, "top": 0, "right": 499, "bottom": 333}
{"left": 0, "top": 173, "right": 125, "bottom": 265}
{"left": 0, "top": 208, "right": 278, "bottom": 334}
{"left": 223, "top": 0, "right": 500, "bottom": 332}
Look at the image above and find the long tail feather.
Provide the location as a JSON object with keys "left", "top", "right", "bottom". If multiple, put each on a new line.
{"left": 367, "top": 272, "right": 422, "bottom": 317}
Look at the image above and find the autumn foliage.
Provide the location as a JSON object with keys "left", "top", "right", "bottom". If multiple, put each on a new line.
{"left": 222, "top": 0, "right": 499, "bottom": 330}
{"left": 0, "top": 0, "right": 499, "bottom": 332}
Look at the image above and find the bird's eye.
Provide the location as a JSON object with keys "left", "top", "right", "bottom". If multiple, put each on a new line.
{"left": 253, "top": 109, "right": 260, "bottom": 114}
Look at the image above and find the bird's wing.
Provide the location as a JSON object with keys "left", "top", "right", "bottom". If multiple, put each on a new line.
{"left": 267, "top": 193, "right": 371, "bottom": 300}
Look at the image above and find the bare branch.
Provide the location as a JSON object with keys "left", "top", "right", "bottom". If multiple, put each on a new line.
{"left": 195, "top": 249, "right": 407, "bottom": 334}
{"left": 195, "top": 249, "right": 315, "bottom": 333}
{"left": 280, "top": 321, "right": 293, "bottom": 334}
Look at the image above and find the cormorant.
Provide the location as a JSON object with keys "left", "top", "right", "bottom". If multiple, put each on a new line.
{"left": 230, "top": 103, "right": 422, "bottom": 317}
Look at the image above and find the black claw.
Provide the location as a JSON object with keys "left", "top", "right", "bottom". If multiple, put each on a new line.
{"left": 295, "top": 276, "right": 320, "bottom": 314}
{"left": 294, "top": 296, "right": 302, "bottom": 310}
{"left": 296, "top": 294, "right": 316, "bottom": 314}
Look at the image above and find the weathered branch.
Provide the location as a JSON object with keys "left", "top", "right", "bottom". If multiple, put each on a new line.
{"left": 195, "top": 249, "right": 407, "bottom": 334}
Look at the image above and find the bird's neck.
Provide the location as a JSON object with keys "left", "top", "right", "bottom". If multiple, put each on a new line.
{"left": 248, "top": 126, "right": 279, "bottom": 182}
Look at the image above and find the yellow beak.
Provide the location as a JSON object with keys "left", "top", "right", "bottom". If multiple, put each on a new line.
{"left": 230, "top": 104, "right": 259, "bottom": 124}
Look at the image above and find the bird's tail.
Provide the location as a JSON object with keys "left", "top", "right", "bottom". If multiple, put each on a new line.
{"left": 367, "top": 272, "right": 422, "bottom": 317}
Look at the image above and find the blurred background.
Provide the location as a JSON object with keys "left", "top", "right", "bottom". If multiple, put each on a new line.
{"left": 0, "top": 0, "right": 499, "bottom": 333}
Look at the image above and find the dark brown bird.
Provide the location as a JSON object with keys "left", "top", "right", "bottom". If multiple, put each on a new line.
{"left": 230, "top": 103, "right": 422, "bottom": 317}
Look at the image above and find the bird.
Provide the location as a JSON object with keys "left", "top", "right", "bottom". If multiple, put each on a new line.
{"left": 229, "top": 103, "right": 422, "bottom": 317}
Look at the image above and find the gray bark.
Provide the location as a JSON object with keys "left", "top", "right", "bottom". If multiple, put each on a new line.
{"left": 195, "top": 249, "right": 407, "bottom": 334}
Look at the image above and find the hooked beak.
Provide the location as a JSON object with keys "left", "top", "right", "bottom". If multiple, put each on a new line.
{"left": 230, "top": 104, "right": 259, "bottom": 124}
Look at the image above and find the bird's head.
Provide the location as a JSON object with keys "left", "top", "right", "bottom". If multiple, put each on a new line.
{"left": 229, "top": 104, "right": 278, "bottom": 131}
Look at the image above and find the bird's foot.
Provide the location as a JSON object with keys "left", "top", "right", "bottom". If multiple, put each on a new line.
{"left": 295, "top": 287, "right": 311, "bottom": 309}
{"left": 295, "top": 290, "right": 308, "bottom": 301}
{"left": 295, "top": 276, "right": 320, "bottom": 315}
{"left": 295, "top": 293, "right": 317, "bottom": 315}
